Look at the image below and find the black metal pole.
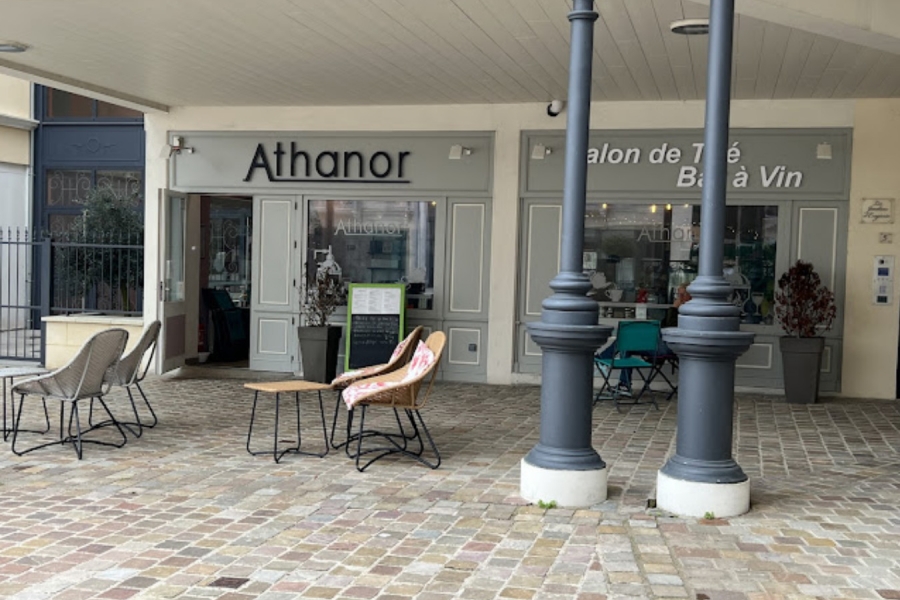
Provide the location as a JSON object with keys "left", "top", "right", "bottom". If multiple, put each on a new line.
{"left": 658, "top": 0, "right": 755, "bottom": 517}
{"left": 522, "top": 0, "right": 612, "bottom": 508}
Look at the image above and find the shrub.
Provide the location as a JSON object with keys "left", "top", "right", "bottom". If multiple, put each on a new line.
{"left": 774, "top": 260, "right": 836, "bottom": 338}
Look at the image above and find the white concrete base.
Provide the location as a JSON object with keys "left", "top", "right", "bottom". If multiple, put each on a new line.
{"left": 520, "top": 459, "right": 607, "bottom": 508}
{"left": 656, "top": 470, "right": 750, "bottom": 518}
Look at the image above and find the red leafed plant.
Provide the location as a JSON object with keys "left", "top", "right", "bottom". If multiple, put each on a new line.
{"left": 774, "top": 260, "right": 836, "bottom": 338}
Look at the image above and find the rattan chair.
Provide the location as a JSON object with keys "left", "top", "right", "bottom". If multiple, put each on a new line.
{"left": 341, "top": 331, "right": 445, "bottom": 472}
{"left": 328, "top": 326, "right": 423, "bottom": 451}
{"left": 11, "top": 328, "right": 129, "bottom": 460}
{"left": 92, "top": 320, "right": 161, "bottom": 437}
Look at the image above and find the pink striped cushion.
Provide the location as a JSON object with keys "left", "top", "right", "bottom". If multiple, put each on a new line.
{"left": 342, "top": 380, "right": 397, "bottom": 408}
{"left": 342, "top": 342, "right": 436, "bottom": 408}
{"left": 390, "top": 335, "right": 410, "bottom": 362}
{"left": 403, "top": 341, "right": 435, "bottom": 381}
{"left": 331, "top": 364, "right": 385, "bottom": 386}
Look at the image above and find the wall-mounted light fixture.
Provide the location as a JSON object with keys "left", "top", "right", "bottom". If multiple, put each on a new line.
{"left": 816, "top": 142, "right": 833, "bottom": 160}
{"left": 0, "top": 42, "right": 28, "bottom": 53}
{"left": 449, "top": 144, "right": 472, "bottom": 160}
{"left": 160, "top": 135, "right": 195, "bottom": 158}
{"left": 670, "top": 19, "right": 709, "bottom": 35}
{"left": 531, "top": 143, "right": 552, "bottom": 160}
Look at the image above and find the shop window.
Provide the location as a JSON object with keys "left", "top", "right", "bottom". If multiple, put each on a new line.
{"left": 48, "top": 214, "right": 80, "bottom": 235}
{"left": 96, "top": 100, "right": 142, "bottom": 119}
{"left": 44, "top": 88, "right": 142, "bottom": 120}
{"left": 206, "top": 197, "right": 253, "bottom": 308}
{"left": 584, "top": 203, "right": 777, "bottom": 325}
{"left": 45, "top": 169, "right": 144, "bottom": 238}
{"left": 47, "top": 169, "right": 143, "bottom": 207}
{"left": 308, "top": 200, "right": 437, "bottom": 310}
{"left": 47, "top": 170, "right": 92, "bottom": 207}
{"left": 96, "top": 170, "right": 144, "bottom": 204}
{"left": 46, "top": 89, "right": 93, "bottom": 118}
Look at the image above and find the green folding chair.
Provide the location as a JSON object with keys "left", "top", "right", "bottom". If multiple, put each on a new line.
{"left": 593, "top": 320, "right": 661, "bottom": 411}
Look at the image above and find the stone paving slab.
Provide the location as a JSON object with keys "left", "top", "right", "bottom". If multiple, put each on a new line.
{"left": 0, "top": 375, "right": 898, "bottom": 599}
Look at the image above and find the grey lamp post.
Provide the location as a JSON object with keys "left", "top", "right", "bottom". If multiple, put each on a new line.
{"left": 657, "top": 0, "right": 755, "bottom": 518}
{"left": 521, "top": 0, "right": 612, "bottom": 508}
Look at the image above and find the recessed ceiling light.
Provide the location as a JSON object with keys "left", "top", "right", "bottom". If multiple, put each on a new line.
{"left": 0, "top": 42, "right": 28, "bottom": 53}
{"left": 670, "top": 19, "right": 709, "bottom": 35}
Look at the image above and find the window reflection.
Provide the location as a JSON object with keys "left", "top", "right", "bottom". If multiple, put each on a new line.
{"left": 207, "top": 197, "right": 252, "bottom": 308}
{"left": 584, "top": 203, "right": 777, "bottom": 325}
{"left": 308, "top": 200, "right": 437, "bottom": 310}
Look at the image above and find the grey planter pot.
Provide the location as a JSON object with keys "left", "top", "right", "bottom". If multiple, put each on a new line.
{"left": 298, "top": 326, "right": 342, "bottom": 383}
{"left": 779, "top": 336, "right": 825, "bottom": 404}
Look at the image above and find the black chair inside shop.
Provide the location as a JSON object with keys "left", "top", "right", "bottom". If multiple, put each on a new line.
{"left": 201, "top": 288, "right": 249, "bottom": 362}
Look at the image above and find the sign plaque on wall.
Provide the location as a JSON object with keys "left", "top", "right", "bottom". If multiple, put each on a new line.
{"left": 861, "top": 198, "right": 895, "bottom": 224}
{"left": 344, "top": 284, "right": 406, "bottom": 370}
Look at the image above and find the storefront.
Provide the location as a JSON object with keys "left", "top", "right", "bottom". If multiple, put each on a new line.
{"left": 144, "top": 100, "right": 900, "bottom": 398}
{"left": 160, "top": 131, "right": 494, "bottom": 381}
{"left": 517, "top": 128, "right": 852, "bottom": 391}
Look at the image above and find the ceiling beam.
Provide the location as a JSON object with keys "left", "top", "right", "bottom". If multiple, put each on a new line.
{"left": 0, "top": 59, "right": 169, "bottom": 114}
{"left": 692, "top": 0, "right": 900, "bottom": 56}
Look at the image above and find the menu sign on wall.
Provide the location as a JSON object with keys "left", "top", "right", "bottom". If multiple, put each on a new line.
{"left": 345, "top": 284, "right": 406, "bottom": 370}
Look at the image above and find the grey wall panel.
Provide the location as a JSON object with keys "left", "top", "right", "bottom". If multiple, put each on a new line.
{"left": 736, "top": 343, "right": 774, "bottom": 370}
{"left": 258, "top": 316, "right": 290, "bottom": 356}
{"left": 172, "top": 132, "right": 493, "bottom": 194}
{"left": 249, "top": 312, "right": 293, "bottom": 373}
{"left": 41, "top": 125, "right": 145, "bottom": 165}
{"left": 525, "top": 205, "right": 561, "bottom": 317}
{"left": 447, "top": 327, "right": 481, "bottom": 367}
{"left": 448, "top": 204, "right": 486, "bottom": 314}
{"left": 257, "top": 198, "right": 293, "bottom": 307}
{"left": 797, "top": 207, "right": 838, "bottom": 290}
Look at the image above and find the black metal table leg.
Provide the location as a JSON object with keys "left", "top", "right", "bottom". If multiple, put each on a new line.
{"left": 246, "top": 388, "right": 330, "bottom": 463}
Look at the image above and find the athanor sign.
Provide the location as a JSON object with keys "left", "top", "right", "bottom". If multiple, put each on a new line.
{"left": 244, "top": 142, "right": 412, "bottom": 183}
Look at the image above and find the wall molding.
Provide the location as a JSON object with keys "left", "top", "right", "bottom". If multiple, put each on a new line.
{"left": 0, "top": 113, "right": 38, "bottom": 130}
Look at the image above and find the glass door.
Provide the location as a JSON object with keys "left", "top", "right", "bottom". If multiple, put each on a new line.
{"left": 159, "top": 190, "right": 187, "bottom": 373}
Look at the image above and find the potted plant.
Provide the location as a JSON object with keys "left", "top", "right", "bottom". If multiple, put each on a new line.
{"left": 297, "top": 270, "right": 346, "bottom": 383}
{"left": 774, "top": 260, "right": 836, "bottom": 404}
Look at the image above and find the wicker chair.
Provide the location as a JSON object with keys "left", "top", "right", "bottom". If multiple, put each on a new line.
{"left": 11, "top": 328, "right": 129, "bottom": 460}
{"left": 92, "top": 320, "right": 161, "bottom": 437}
{"left": 328, "top": 326, "right": 423, "bottom": 451}
{"left": 342, "top": 331, "right": 445, "bottom": 472}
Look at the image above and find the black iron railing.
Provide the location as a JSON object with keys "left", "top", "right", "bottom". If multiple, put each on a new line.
{"left": 0, "top": 227, "right": 144, "bottom": 362}
{"left": 49, "top": 229, "right": 144, "bottom": 317}
{"left": 0, "top": 228, "right": 49, "bottom": 361}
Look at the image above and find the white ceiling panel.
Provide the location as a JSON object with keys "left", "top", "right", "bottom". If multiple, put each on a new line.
{"left": 0, "top": 0, "right": 899, "bottom": 109}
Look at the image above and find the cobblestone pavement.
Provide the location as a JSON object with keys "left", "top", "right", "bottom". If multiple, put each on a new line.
{"left": 1, "top": 374, "right": 899, "bottom": 600}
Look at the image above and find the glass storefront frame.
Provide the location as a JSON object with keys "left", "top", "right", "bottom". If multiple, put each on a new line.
{"left": 516, "top": 127, "right": 852, "bottom": 392}
{"left": 516, "top": 196, "right": 848, "bottom": 392}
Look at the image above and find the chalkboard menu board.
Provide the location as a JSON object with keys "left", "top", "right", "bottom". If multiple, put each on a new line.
{"left": 345, "top": 284, "right": 406, "bottom": 370}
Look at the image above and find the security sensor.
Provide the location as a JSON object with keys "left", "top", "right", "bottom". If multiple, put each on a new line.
{"left": 547, "top": 100, "right": 565, "bottom": 117}
{"left": 162, "top": 135, "right": 195, "bottom": 158}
